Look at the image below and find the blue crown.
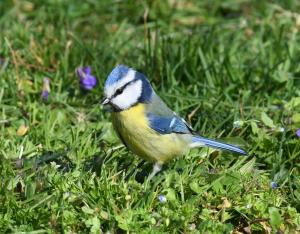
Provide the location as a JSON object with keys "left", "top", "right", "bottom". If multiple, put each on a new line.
{"left": 105, "top": 65, "right": 130, "bottom": 87}
{"left": 105, "top": 64, "right": 153, "bottom": 103}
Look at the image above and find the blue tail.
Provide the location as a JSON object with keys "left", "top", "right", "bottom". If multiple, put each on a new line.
{"left": 191, "top": 136, "right": 247, "bottom": 155}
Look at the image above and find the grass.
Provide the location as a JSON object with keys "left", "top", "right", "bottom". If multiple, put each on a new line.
{"left": 0, "top": 0, "right": 300, "bottom": 233}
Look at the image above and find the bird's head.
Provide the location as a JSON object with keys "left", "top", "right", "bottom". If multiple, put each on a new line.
{"left": 102, "top": 65, "right": 153, "bottom": 111}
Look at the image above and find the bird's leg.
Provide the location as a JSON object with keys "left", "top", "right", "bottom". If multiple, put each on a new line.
{"left": 143, "top": 163, "right": 163, "bottom": 190}
{"left": 147, "top": 162, "right": 162, "bottom": 181}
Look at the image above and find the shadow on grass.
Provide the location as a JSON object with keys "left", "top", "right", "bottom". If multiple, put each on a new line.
{"left": 10, "top": 149, "right": 153, "bottom": 183}
{"left": 11, "top": 149, "right": 108, "bottom": 176}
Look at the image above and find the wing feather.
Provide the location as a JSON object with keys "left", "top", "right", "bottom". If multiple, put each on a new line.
{"left": 146, "top": 93, "right": 194, "bottom": 134}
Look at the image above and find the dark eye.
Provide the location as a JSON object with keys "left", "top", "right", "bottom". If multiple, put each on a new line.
{"left": 115, "top": 88, "right": 124, "bottom": 95}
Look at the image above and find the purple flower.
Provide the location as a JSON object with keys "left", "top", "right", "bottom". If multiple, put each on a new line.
{"left": 270, "top": 181, "right": 279, "bottom": 189}
{"left": 41, "top": 77, "right": 50, "bottom": 100}
{"left": 158, "top": 195, "right": 167, "bottom": 203}
{"left": 296, "top": 129, "right": 300, "bottom": 138}
{"left": 76, "top": 66, "right": 97, "bottom": 90}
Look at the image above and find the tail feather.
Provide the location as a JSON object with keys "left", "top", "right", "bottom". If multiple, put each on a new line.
{"left": 191, "top": 136, "right": 247, "bottom": 155}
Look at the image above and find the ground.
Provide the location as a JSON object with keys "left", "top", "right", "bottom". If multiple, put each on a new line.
{"left": 0, "top": 0, "right": 300, "bottom": 233}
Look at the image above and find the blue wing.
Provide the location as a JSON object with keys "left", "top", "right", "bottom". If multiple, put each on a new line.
{"left": 147, "top": 113, "right": 192, "bottom": 134}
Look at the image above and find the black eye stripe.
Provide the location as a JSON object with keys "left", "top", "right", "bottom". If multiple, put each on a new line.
{"left": 112, "top": 79, "right": 138, "bottom": 98}
{"left": 115, "top": 87, "right": 124, "bottom": 94}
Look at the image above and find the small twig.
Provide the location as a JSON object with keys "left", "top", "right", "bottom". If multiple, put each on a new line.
{"left": 249, "top": 218, "right": 269, "bottom": 224}
{"left": 188, "top": 105, "right": 200, "bottom": 124}
{"left": 5, "top": 37, "right": 20, "bottom": 86}
{"left": 11, "top": 61, "right": 57, "bottom": 72}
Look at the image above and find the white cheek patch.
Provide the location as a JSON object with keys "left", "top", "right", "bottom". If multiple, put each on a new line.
{"left": 111, "top": 80, "right": 142, "bottom": 110}
{"left": 105, "top": 69, "right": 136, "bottom": 98}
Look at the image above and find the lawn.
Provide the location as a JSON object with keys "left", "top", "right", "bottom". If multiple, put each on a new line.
{"left": 0, "top": 0, "right": 300, "bottom": 233}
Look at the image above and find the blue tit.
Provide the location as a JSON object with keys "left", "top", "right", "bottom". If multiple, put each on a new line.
{"left": 102, "top": 65, "right": 247, "bottom": 180}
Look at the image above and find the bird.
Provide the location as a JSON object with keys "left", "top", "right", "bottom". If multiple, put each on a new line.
{"left": 102, "top": 65, "right": 247, "bottom": 180}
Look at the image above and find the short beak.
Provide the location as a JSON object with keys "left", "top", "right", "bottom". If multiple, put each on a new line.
{"left": 101, "top": 97, "right": 110, "bottom": 105}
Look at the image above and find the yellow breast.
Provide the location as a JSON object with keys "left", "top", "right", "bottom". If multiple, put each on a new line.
{"left": 111, "top": 104, "right": 189, "bottom": 164}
